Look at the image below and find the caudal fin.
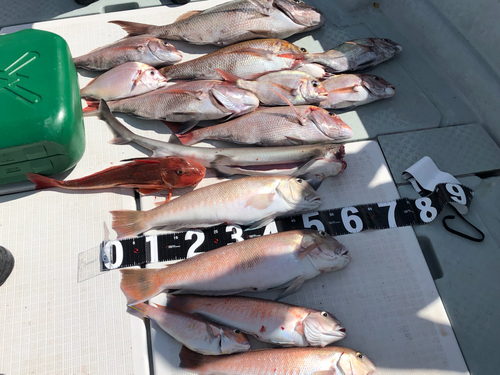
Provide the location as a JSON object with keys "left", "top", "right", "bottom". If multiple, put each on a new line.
{"left": 120, "top": 269, "right": 165, "bottom": 305}
{"left": 110, "top": 210, "right": 149, "bottom": 238}
{"left": 26, "top": 173, "right": 61, "bottom": 190}
{"left": 82, "top": 99, "right": 100, "bottom": 116}
{"left": 109, "top": 20, "right": 154, "bottom": 36}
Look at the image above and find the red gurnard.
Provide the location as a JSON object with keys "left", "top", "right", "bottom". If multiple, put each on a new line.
{"left": 26, "top": 157, "right": 205, "bottom": 198}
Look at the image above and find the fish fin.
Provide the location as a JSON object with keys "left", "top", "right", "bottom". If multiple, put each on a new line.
{"left": 328, "top": 85, "right": 360, "bottom": 94}
{"left": 219, "top": 48, "right": 274, "bottom": 61}
{"left": 284, "top": 136, "right": 304, "bottom": 145}
{"left": 245, "top": 214, "right": 277, "bottom": 230}
{"left": 298, "top": 241, "right": 321, "bottom": 260}
{"left": 210, "top": 87, "right": 239, "bottom": 112}
{"left": 82, "top": 99, "right": 100, "bottom": 116}
{"left": 163, "top": 88, "right": 204, "bottom": 99}
{"left": 175, "top": 10, "right": 202, "bottom": 22}
{"left": 278, "top": 52, "right": 306, "bottom": 60}
{"left": 275, "top": 276, "right": 305, "bottom": 300}
{"left": 110, "top": 210, "right": 149, "bottom": 239}
{"left": 248, "top": 30, "right": 274, "bottom": 38}
{"left": 248, "top": 0, "right": 274, "bottom": 15}
{"left": 126, "top": 302, "right": 151, "bottom": 319}
{"left": 311, "top": 372, "right": 337, "bottom": 375}
{"left": 215, "top": 69, "right": 241, "bottom": 83}
{"left": 179, "top": 346, "right": 207, "bottom": 370}
{"left": 268, "top": 88, "right": 308, "bottom": 126}
{"left": 109, "top": 20, "right": 153, "bottom": 36}
{"left": 172, "top": 120, "right": 200, "bottom": 135}
{"left": 304, "top": 178, "right": 323, "bottom": 190}
{"left": 25, "top": 173, "right": 61, "bottom": 190}
{"left": 121, "top": 268, "right": 165, "bottom": 305}
{"left": 136, "top": 188, "right": 165, "bottom": 195}
{"left": 175, "top": 131, "right": 197, "bottom": 146}
{"left": 354, "top": 59, "right": 376, "bottom": 70}
{"left": 131, "top": 158, "right": 162, "bottom": 164}
{"left": 244, "top": 193, "right": 275, "bottom": 210}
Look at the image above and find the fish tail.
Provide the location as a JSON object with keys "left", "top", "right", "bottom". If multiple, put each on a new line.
{"left": 26, "top": 173, "right": 62, "bottom": 189}
{"left": 109, "top": 20, "right": 155, "bottom": 37}
{"left": 82, "top": 99, "right": 100, "bottom": 116}
{"left": 110, "top": 210, "right": 149, "bottom": 238}
{"left": 121, "top": 269, "right": 165, "bottom": 305}
{"left": 97, "top": 100, "right": 132, "bottom": 145}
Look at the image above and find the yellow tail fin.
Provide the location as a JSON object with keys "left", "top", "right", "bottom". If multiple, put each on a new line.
{"left": 110, "top": 210, "right": 148, "bottom": 238}
{"left": 120, "top": 269, "right": 164, "bottom": 305}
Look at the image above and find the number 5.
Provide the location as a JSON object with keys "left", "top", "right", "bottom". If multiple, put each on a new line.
{"left": 302, "top": 212, "right": 325, "bottom": 231}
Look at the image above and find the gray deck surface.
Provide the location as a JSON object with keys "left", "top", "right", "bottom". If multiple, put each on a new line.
{"left": 1, "top": 1, "right": 500, "bottom": 374}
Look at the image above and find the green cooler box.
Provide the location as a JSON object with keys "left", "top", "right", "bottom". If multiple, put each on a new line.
{"left": 0, "top": 29, "right": 85, "bottom": 185}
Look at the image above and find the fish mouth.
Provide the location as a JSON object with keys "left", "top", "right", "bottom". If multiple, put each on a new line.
{"left": 334, "top": 245, "right": 349, "bottom": 256}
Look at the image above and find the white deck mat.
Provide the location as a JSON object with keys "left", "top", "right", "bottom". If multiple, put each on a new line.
{"left": 141, "top": 141, "right": 469, "bottom": 375}
{"left": 1, "top": 2, "right": 468, "bottom": 374}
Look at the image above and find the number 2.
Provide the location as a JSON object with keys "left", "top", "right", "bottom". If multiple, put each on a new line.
{"left": 185, "top": 230, "right": 205, "bottom": 258}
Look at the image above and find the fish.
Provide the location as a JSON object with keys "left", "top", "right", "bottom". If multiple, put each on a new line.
{"left": 167, "top": 294, "right": 346, "bottom": 347}
{"left": 120, "top": 229, "right": 350, "bottom": 304}
{"left": 128, "top": 302, "right": 250, "bottom": 355}
{"left": 179, "top": 345, "right": 379, "bottom": 375}
{"left": 110, "top": 175, "right": 321, "bottom": 238}
{"left": 319, "top": 74, "right": 396, "bottom": 109}
{"left": 85, "top": 81, "right": 259, "bottom": 128}
{"left": 175, "top": 105, "right": 353, "bottom": 146}
{"left": 97, "top": 100, "right": 347, "bottom": 186}
{"left": 304, "top": 38, "right": 403, "bottom": 73}
{"left": 80, "top": 62, "right": 167, "bottom": 101}
{"left": 26, "top": 157, "right": 206, "bottom": 198}
{"left": 217, "top": 69, "right": 328, "bottom": 106}
{"left": 158, "top": 39, "right": 307, "bottom": 81}
{"left": 110, "top": 0, "right": 324, "bottom": 47}
{"left": 73, "top": 35, "right": 182, "bottom": 71}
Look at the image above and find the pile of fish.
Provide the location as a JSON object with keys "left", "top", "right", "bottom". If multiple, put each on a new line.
{"left": 62, "top": 0, "right": 405, "bottom": 373}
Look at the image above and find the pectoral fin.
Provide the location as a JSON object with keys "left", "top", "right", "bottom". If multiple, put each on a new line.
{"left": 244, "top": 193, "right": 275, "bottom": 210}
{"left": 275, "top": 276, "right": 305, "bottom": 300}
{"left": 176, "top": 10, "right": 202, "bottom": 22}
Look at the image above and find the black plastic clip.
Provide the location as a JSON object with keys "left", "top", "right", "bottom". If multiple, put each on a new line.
{"left": 442, "top": 206, "right": 485, "bottom": 242}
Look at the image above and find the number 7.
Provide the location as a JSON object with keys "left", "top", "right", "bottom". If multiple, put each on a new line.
{"left": 378, "top": 201, "right": 397, "bottom": 228}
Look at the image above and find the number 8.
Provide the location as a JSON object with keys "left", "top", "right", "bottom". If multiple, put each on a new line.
{"left": 415, "top": 197, "right": 437, "bottom": 223}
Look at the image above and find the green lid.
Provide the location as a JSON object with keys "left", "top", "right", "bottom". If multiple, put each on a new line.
{"left": 0, "top": 29, "right": 85, "bottom": 185}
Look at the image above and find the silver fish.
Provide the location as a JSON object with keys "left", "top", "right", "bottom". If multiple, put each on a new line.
{"left": 158, "top": 39, "right": 307, "bottom": 81}
{"left": 319, "top": 73, "right": 396, "bottom": 109}
{"left": 175, "top": 105, "right": 353, "bottom": 146}
{"left": 97, "top": 100, "right": 347, "bottom": 186}
{"left": 86, "top": 81, "right": 259, "bottom": 127}
{"left": 111, "top": 175, "right": 321, "bottom": 237}
{"left": 120, "top": 230, "right": 350, "bottom": 303}
{"left": 179, "top": 345, "right": 379, "bottom": 375}
{"left": 80, "top": 62, "right": 167, "bottom": 101}
{"left": 110, "top": 0, "right": 324, "bottom": 47}
{"left": 73, "top": 35, "right": 182, "bottom": 71}
{"left": 218, "top": 69, "right": 328, "bottom": 106}
{"left": 304, "top": 38, "right": 403, "bottom": 73}
{"left": 128, "top": 302, "right": 250, "bottom": 355}
{"left": 167, "top": 294, "right": 346, "bottom": 347}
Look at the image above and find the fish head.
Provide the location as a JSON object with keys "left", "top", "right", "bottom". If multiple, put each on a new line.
{"left": 337, "top": 349, "right": 379, "bottom": 375}
{"left": 298, "top": 76, "right": 329, "bottom": 103}
{"left": 302, "top": 230, "right": 351, "bottom": 273}
{"left": 211, "top": 84, "right": 260, "bottom": 116}
{"left": 139, "top": 67, "right": 168, "bottom": 90}
{"left": 164, "top": 157, "right": 206, "bottom": 187}
{"left": 220, "top": 328, "right": 251, "bottom": 354}
{"left": 298, "top": 145, "right": 347, "bottom": 188}
{"left": 339, "top": 38, "right": 403, "bottom": 71}
{"left": 276, "top": 177, "right": 322, "bottom": 211}
{"left": 303, "top": 310, "right": 346, "bottom": 346}
{"left": 147, "top": 38, "right": 183, "bottom": 65}
{"left": 359, "top": 74, "right": 396, "bottom": 99}
{"left": 273, "top": 0, "right": 325, "bottom": 29}
{"left": 309, "top": 107, "right": 353, "bottom": 140}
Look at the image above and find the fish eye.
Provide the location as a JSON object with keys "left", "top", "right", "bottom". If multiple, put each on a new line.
{"left": 318, "top": 230, "right": 326, "bottom": 236}
{"left": 234, "top": 329, "right": 241, "bottom": 334}
{"left": 374, "top": 76, "right": 380, "bottom": 80}
{"left": 328, "top": 112, "right": 334, "bottom": 116}
{"left": 321, "top": 311, "right": 328, "bottom": 317}
{"left": 296, "top": 178, "right": 303, "bottom": 183}
{"left": 149, "top": 70, "right": 155, "bottom": 75}
{"left": 382, "top": 38, "right": 390, "bottom": 42}
{"left": 357, "top": 352, "right": 363, "bottom": 359}
{"left": 293, "top": 0, "right": 301, "bottom": 3}
{"left": 176, "top": 170, "right": 185, "bottom": 175}
{"left": 300, "top": 47, "right": 307, "bottom": 53}
{"left": 312, "top": 81, "right": 319, "bottom": 87}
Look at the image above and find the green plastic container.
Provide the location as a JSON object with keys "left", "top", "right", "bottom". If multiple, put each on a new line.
{"left": 0, "top": 29, "right": 85, "bottom": 185}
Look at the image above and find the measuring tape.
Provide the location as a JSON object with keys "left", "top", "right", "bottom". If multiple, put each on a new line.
{"left": 100, "top": 182, "right": 474, "bottom": 271}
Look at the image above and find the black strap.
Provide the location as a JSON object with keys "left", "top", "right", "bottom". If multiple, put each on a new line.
{"left": 442, "top": 205, "right": 485, "bottom": 242}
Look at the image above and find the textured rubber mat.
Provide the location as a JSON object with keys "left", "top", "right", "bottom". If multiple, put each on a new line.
{"left": 379, "top": 123, "right": 500, "bottom": 185}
